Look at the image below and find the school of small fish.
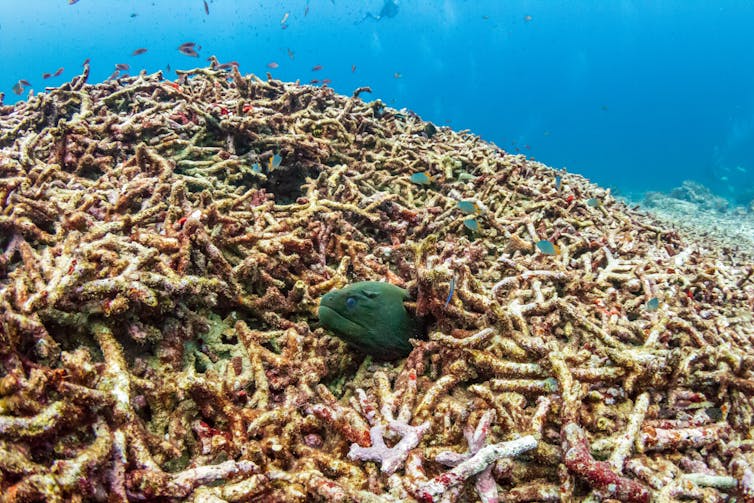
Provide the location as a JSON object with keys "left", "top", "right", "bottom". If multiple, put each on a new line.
{"left": 9, "top": 1, "right": 536, "bottom": 138}
{"left": 10, "top": 0, "right": 413, "bottom": 98}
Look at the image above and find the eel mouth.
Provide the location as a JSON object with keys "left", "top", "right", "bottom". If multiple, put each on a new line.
{"left": 318, "top": 305, "right": 367, "bottom": 338}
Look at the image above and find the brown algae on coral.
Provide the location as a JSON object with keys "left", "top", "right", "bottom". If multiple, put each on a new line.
{"left": 0, "top": 62, "right": 753, "bottom": 501}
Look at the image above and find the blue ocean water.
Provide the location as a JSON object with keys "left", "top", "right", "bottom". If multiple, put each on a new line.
{"left": 2, "top": 1, "right": 754, "bottom": 203}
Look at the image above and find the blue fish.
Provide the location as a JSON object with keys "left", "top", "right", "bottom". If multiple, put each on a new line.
{"left": 457, "top": 200, "right": 480, "bottom": 214}
{"left": 646, "top": 297, "right": 659, "bottom": 312}
{"left": 463, "top": 217, "right": 479, "bottom": 233}
{"left": 444, "top": 274, "right": 456, "bottom": 308}
{"left": 536, "top": 240, "right": 560, "bottom": 256}
{"left": 268, "top": 153, "right": 282, "bottom": 171}
{"left": 410, "top": 172, "right": 433, "bottom": 185}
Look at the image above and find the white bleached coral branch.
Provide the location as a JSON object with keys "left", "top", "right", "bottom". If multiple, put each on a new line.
{"left": 348, "top": 420, "right": 430, "bottom": 474}
{"left": 417, "top": 409, "right": 538, "bottom": 503}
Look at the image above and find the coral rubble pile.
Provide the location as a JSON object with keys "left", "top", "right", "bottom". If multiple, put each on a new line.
{"left": 1, "top": 63, "right": 753, "bottom": 502}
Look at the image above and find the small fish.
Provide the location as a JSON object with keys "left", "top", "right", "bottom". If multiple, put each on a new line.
{"left": 82, "top": 58, "right": 91, "bottom": 66}
{"left": 409, "top": 172, "right": 433, "bottom": 185}
{"left": 423, "top": 123, "right": 437, "bottom": 138}
{"left": 203, "top": 0, "right": 209, "bottom": 15}
{"left": 312, "top": 65, "right": 323, "bottom": 71}
{"left": 287, "top": 48, "right": 295, "bottom": 60}
{"left": 42, "top": 73, "right": 52, "bottom": 79}
{"left": 12, "top": 81, "right": 23, "bottom": 95}
{"left": 179, "top": 42, "right": 196, "bottom": 50}
{"left": 68, "top": 0, "right": 79, "bottom": 4}
{"left": 555, "top": 174, "right": 562, "bottom": 191}
{"left": 267, "top": 61, "right": 279, "bottom": 69}
{"left": 444, "top": 274, "right": 456, "bottom": 308}
{"left": 18, "top": 79, "right": 31, "bottom": 87}
{"left": 179, "top": 46, "right": 199, "bottom": 57}
{"left": 646, "top": 297, "right": 659, "bottom": 312}
{"left": 53, "top": 67, "right": 64, "bottom": 77}
{"left": 115, "top": 63, "right": 130, "bottom": 71}
{"left": 586, "top": 198, "right": 601, "bottom": 208}
{"left": 535, "top": 240, "right": 560, "bottom": 256}
{"left": 524, "top": 14, "right": 533, "bottom": 22}
{"left": 251, "top": 163, "right": 262, "bottom": 173}
{"left": 130, "top": 12, "right": 138, "bottom": 18}
{"left": 268, "top": 153, "right": 282, "bottom": 171}
{"left": 463, "top": 218, "right": 479, "bottom": 233}
{"left": 107, "top": 69, "right": 120, "bottom": 81}
{"left": 166, "top": 64, "right": 172, "bottom": 72}
{"left": 132, "top": 48, "right": 147, "bottom": 56}
{"left": 393, "top": 72, "right": 402, "bottom": 79}
{"left": 310, "top": 79, "right": 320, "bottom": 85}
{"left": 351, "top": 64, "right": 357, "bottom": 73}
{"left": 321, "top": 78, "right": 331, "bottom": 85}
{"left": 457, "top": 200, "right": 480, "bottom": 214}
{"left": 280, "top": 12, "right": 290, "bottom": 25}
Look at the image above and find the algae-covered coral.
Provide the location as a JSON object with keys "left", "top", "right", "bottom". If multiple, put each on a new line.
{"left": 1, "top": 62, "right": 753, "bottom": 501}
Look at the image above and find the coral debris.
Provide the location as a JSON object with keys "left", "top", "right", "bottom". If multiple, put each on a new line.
{"left": 1, "top": 62, "right": 753, "bottom": 501}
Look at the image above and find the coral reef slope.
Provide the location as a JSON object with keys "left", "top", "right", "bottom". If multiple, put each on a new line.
{"left": 1, "top": 65, "right": 753, "bottom": 501}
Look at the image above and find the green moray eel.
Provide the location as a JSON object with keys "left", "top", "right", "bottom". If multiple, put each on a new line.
{"left": 318, "top": 281, "right": 422, "bottom": 360}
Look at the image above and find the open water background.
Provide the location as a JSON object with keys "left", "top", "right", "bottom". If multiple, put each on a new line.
{"left": 2, "top": 1, "right": 754, "bottom": 204}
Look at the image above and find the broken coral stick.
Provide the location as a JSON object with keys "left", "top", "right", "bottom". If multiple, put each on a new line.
{"left": 637, "top": 423, "right": 729, "bottom": 453}
{"left": 416, "top": 435, "right": 537, "bottom": 502}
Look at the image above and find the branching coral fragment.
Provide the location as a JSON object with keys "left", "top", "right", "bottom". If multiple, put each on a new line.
{"left": 349, "top": 420, "right": 430, "bottom": 474}
{"left": 418, "top": 432, "right": 538, "bottom": 503}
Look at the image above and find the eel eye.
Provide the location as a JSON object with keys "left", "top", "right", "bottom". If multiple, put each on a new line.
{"left": 345, "top": 297, "right": 357, "bottom": 310}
